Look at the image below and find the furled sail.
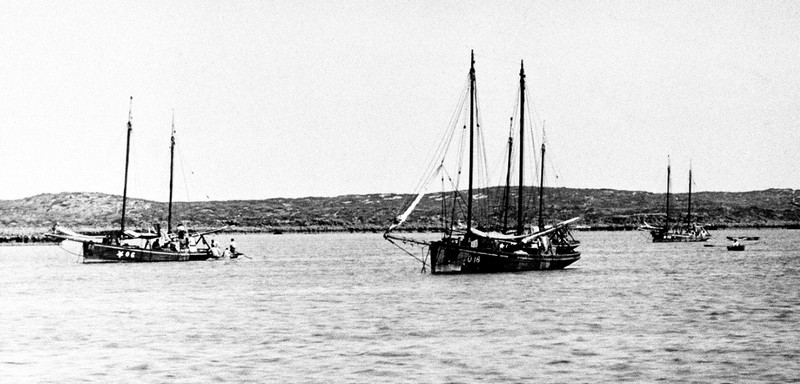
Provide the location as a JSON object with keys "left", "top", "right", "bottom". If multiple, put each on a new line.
{"left": 49, "top": 226, "right": 103, "bottom": 242}
{"left": 520, "top": 217, "right": 580, "bottom": 243}
{"left": 467, "top": 228, "right": 529, "bottom": 241}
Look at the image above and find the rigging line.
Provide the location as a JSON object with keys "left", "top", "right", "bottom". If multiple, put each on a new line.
{"left": 526, "top": 83, "right": 544, "bottom": 135}
{"left": 441, "top": 173, "right": 447, "bottom": 229}
{"left": 541, "top": 125, "right": 564, "bottom": 189}
{"left": 489, "top": 122, "right": 513, "bottom": 186}
{"left": 474, "top": 122, "right": 488, "bottom": 191}
{"left": 475, "top": 118, "right": 490, "bottom": 190}
{"left": 441, "top": 166, "right": 467, "bottom": 224}
{"left": 441, "top": 164, "right": 459, "bottom": 193}
{"left": 433, "top": 83, "right": 470, "bottom": 186}
{"left": 58, "top": 243, "right": 84, "bottom": 262}
{"left": 524, "top": 85, "right": 539, "bottom": 181}
{"left": 495, "top": 86, "right": 521, "bottom": 187}
{"left": 454, "top": 106, "right": 469, "bottom": 193}
{"left": 520, "top": 87, "right": 538, "bottom": 217}
{"left": 416, "top": 90, "right": 465, "bottom": 195}
{"left": 471, "top": 84, "right": 494, "bottom": 219}
{"left": 175, "top": 141, "right": 192, "bottom": 203}
{"left": 401, "top": 108, "right": 453, "bottom": 214}
{"left": 176, "top": 141, "right": 214, "bottom": 202}
{"left": 386, "top": 237, "right": 430, "bottom": 266}
{"left": 522, "top": 86, "right": 563, "bottom": 191}
{"left": 402, "top": 77, "right": 470, "bottom": 212}
{"left": 425, "top": 76, "right": 470, "bottom": 176}
{"left": 123, "top": 126, "right": 144, "bottom": 223}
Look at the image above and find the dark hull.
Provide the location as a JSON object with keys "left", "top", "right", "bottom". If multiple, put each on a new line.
{"left": 727, "top": 245, "right": 745, "bottom": 251}
{"left": 652, "top": 236, "right": 710, "bottom": 243}
{"left": 429, "top": 241, "right": 580, "bottom": 274}
{"left": 82, "top": 242, "right": 213, "bottom": 262}
{"left": 651, "top": 228, "right": 710, "bottom": 243}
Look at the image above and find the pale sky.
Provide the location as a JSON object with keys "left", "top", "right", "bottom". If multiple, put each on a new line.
{"left": 1, "top": 1, "right": 798, "bottom": 202}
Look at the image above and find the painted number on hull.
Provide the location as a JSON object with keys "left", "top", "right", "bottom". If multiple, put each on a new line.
{"left": 117, "top": 251, "right": 134, "bottom": 259}
{"left": 468, "top": 255, "right": 480, "bottom": 263}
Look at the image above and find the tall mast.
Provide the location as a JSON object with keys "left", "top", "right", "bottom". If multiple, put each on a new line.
{"left": 687, "top": 166, "right": 692, "bottom": 225}
{"left": 120, "top": 96, "right": 133, "bottom": 235}
{"left": 539, "top": 142, "right": 546, "bottom": 230}
{"left": 466, "top": 50, "right": 475, "bottom": 236}
{"left": 516, "top": 61, "right": 526, "bottom": 235}
{"left": 665, "top": 160, "right": 671, "bottom": 231}
{"left": 167, "top": 110, "right": 175, "bottom": 232}
{"left": 502, "top": 117, "right": 513, "bottom": 232}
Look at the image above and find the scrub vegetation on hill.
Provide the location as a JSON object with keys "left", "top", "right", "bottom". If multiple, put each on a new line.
{"left": 1, "top": 188, "right": 799, "bottom": 236}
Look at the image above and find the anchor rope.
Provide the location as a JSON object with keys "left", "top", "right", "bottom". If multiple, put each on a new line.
{"left": 386, "top": 237, "right": 429, "bottom": 267}
{"left": 58, "top": 243, "right": 83, "bottom": 263}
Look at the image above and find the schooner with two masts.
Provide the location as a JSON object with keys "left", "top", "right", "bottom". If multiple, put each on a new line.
{"left": 50, "top": 98, "right": 221, "bottom": 262}
{"left": 643, "top": 161, "right": 711, "bottom": 242}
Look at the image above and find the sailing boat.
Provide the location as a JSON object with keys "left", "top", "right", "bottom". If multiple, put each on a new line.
{"left": 645, "top": 163, "right": 710, "bottom": 242}
{"left": 384, "top": 51, "right": 581, "bottom": 274}
{"left": 49, "top": 98, "right": 221, "bottom": 262}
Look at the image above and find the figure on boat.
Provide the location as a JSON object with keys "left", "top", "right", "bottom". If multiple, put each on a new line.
{"left": 384, "top": 51, "right": 581, "bottom": 274}
{"left": 725, "top": 236, "right": 759, "bottom": 251}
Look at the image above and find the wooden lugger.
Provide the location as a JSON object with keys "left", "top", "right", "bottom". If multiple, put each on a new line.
{"left": 81, "top": 241, "right": 205, "bottom": 262}
{"left": 430, "top": 241, "right": 580, "bottom": 274}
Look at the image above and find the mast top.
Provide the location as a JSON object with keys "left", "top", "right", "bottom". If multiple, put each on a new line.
{"left": 470, "top": 50, "right": 475, "bottom": 78}
{"left": 127, "top": 96, "right": 133, "bottom": 128}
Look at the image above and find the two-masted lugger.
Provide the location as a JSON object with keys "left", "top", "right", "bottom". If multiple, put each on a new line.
{"left": 641, "top": 162, "right": 710, "bottom": 242}
{"left": 384, "top": 51, "right": 581, "bottom": 274}
{"left": 49, "top": 98, "right": 226, "bottom": 262}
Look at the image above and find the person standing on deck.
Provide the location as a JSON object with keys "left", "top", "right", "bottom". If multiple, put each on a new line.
{"left": 176, "top": 223, "right": 189, "bottom": 250}
{"left": 229, "top": 238, "right": 237, "bottom": 255}
{"left": 210, "top": 239, "right": 222, "bottom": 257}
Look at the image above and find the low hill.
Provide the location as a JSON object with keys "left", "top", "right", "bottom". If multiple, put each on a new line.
{"left": 1, "top": 188, "right": 799, "bottom": 236}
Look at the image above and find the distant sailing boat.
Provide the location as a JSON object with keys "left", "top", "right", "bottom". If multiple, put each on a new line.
{"left": 50, "top": 98, "right": 223, "bottom": 262}
{"left": 645, "top": 162, "right": 710, "bottom": 242}
{"left": 384, "top": 51, "right": 581, "bottom": 274}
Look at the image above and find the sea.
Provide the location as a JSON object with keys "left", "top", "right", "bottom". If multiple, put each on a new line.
{"left": 1, "top": 229, "right": 798, "bottom": 383}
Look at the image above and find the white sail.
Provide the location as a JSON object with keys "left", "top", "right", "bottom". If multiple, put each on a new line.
{"left": 387, "top": 164, "right": 443, "bottom": 232}
{"left": 388, "top": 191, "right": 426, "bottom": 231}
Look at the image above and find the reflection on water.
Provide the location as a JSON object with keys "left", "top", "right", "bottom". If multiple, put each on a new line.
{"left": 1, "top": 230, "right": 798, "bottom": 382}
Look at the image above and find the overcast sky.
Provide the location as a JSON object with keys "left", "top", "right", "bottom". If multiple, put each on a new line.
{"left": 1, "top": 1, "right": 798, "bottom": 202}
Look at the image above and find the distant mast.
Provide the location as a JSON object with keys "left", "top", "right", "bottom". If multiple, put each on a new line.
{"left": 502, "top": 117, "right": 513, "bottom": 232}
{"left": 466, "top": 50, "right": 475, "bottom": 236}
{"left": 687, "top": 166, "right": 692, "bottom": 225}
{"left": 120, "top": 96, "right": 133, "bottom": 234}
{"left": 168, "top": 110, "right": 176, "bottom": 231}
{"left": 665, "top": 161, "right": 671, "bottom": 231}
{"left": 539, "top": 142, "right": 546, "bottom": 231}
{"left": 516, "top": 61, "right": 526, "bottom": 235}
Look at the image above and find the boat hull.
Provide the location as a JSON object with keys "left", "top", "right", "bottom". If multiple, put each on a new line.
{"left": 727, "top": 245, "right": 745, "bottom": 251}
{"left": 81, "top": 242, "right": 213, "bottom": 262}
{"left": 652, "top": 236, "right": 710, "bottom": 243}
{"left": 651, "top": 229, "right": 710, "bottom": 243}
{"left": 429, "top": 241, "right": 580, "bottom": 274}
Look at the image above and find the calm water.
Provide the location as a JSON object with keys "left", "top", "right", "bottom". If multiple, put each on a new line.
{"left": 1, "top": 230, "right": 798, "bottom": 383}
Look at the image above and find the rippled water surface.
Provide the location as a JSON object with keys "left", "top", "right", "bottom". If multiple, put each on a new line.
{"left": 1, "top": 230, "right": 799, "bottom": 383}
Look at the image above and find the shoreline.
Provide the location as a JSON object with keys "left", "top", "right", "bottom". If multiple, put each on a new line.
{"left": 2, "top": 222, "right": 798, "bottom": 244}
